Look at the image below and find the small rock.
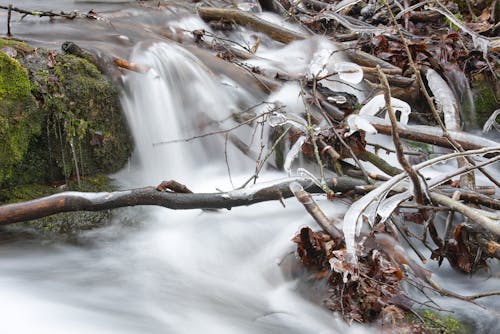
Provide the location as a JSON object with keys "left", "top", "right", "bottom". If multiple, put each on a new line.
{"left": 1, "top": 47, "right": 17, "bottom": 58}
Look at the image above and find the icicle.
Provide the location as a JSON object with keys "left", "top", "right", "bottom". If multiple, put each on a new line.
{"left": 296, "top": 168, "right": 323, "bottom": 189}
{"left": 425, "top": 68, "right": 459, "bottom": 131}
{"left": 289, "top": 181, "right": 304, "bottom": 194}
{"left": 346, "top": 114, "right": 377, "bottom": 136}
{"left": 69, "top": 138, "right": 81, "bottom": 188}
{"left": 482, "top": 109, "right": 500, "bottom": 133}
{"left": 267, "top": 112, "right": 308, "bottom": 132}
{"left": 333, "top": 62, "right": 363, "bottom": 84}
{"left": 268, "top": 112, "right": 287, "bottom": 127}
{"left": 327, "top": 95, "right": 347, "bottom": 104}
{"left": 307, "top": 48, "right": 331, "bottom": 79}
{"left": 377, "top": 191, "right": 411, "bottom": 224}
{"left": 359, "top": 94, "right": 411, "bottom": 125}
{"left": 284, "top": 135, "right": 307, "bottom": 175}
{"left": 342, "top": 175, "right": 407, "bottom": 268}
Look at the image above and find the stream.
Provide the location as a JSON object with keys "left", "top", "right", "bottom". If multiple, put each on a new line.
{"left": 0, "top": 1, "right": 499, "bottom": 333}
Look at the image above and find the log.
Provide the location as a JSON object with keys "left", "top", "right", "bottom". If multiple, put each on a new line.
{"left": 197, "top": 7, "right": 307, "bottom": 44}
{"left": 0, "top": 176, "right": 367, "bottom": 225}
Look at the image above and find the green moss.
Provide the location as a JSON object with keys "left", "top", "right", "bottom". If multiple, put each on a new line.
{"left": 0, "top": 174, "right": 114, "bottom": 204}
{"left": 46, "top": 53, "right": 132, "bottom": 176}
{"left": 0, "top": 52, "right": 41, "bottom": 185}
{"left": 0, "top": 38, "right": 34, "bottom": 53}
{"left": 419, "top": 310, "right": 468, "bottom": 334}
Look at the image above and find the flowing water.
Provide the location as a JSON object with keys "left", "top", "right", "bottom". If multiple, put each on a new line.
{"left": 0, "top": 1, "right": 499, "bottom": 333}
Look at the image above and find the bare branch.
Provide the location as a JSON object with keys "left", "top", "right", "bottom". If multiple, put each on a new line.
{"left": 429, "top": 192, "right": 500, "bottom": 236}
{"left": 290, "top": 182, "right": 343, "bottom": 244}
{"left": 0, "top": 176, "right": 367, "bottom": 226}
{"left": 377, "top": 66, "right": 425, "bottom": 205}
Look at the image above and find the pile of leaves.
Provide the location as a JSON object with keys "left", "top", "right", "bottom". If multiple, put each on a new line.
{"left": 293, "top": 227, "right": 411, "bottom": 326}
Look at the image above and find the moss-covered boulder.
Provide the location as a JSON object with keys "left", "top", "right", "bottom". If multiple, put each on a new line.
{"left": 0, "top": 50, "right": 40, "bottom": 185}
{"left": 0, "top": 38, "right": 132, "bottom": 189}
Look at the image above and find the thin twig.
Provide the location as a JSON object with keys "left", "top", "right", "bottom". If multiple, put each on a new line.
{"left": 153, "top": 107, "right": 274, "bottom": 146}
{"left": 239, "top": 126, "right": 291, "bottom": 189}
{"left": 377, "top": 66, "right": 425, "bottom": 205}
{"left": 7, "top": 5, "right": 12, "bottom": 37}
{"left": 0, "top": 5, "right": 99, "bottom": 20}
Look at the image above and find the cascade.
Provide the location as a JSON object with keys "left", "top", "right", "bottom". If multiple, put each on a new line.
{"left": 0, "top": 2, "right": 498, "bottom": 333}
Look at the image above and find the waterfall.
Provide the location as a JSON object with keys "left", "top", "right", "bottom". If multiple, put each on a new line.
{"left": 0, "top": 40, "right": 365, "bottom": 334}
{"left": 120, "top": 42, "right": 246, "bottom": 185}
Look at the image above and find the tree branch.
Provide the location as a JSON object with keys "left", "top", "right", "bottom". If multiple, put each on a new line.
{"left": 197, "top": 7, "right": 306, "bottom": 44}
{"left": 0, "top": 176, "right": 367, "bottom": 225}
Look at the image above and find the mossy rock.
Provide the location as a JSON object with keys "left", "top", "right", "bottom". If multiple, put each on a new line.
{"left": 470, "top": 78, "right": 499, "bottom": 129}
{"left": 0, "top": 51, "right": 41, "bottom": 185}
{"left": 0, "top": 38, "right": 132, "bottom": 188}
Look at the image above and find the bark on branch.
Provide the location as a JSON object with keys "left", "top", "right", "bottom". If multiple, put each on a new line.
{"left": 0, "top": 176, "right": 366, "bottom": 225}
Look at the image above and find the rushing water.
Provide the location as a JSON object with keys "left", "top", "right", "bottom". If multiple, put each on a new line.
{"left": 0, "top": 1, "right": 499, "bottom": 333}
{"left": 0, "top": 39, "right": 365, "bottom": 333}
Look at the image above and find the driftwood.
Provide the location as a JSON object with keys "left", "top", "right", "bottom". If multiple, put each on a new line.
{"left": 0, "top": 176, "right": 366, "bottom": 226}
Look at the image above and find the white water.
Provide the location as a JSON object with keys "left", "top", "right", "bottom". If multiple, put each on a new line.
{"left": 0, "top": 3, "right": 499, "bottom": 332}
{"left": 0, "top": 41, "right": 364, "bottom": 333}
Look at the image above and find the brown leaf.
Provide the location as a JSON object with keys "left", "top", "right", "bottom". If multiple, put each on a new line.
{"left": 292, "top": 227, "right": 328, "bottom": 270}
{"left": 477, "top": 9, "right": 491, "bottom": 22}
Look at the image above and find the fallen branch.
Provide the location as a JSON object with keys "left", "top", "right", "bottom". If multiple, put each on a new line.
{"left": 290, "top": 182, "right": 343, "bottom": 245}
{"left": 430, "top": 192, "right": 500, "bottom": 236}
{"left": 367, "top": 117, "right": 499, "bottom": 152}
{"left": 197, "top": 7, "right": 306, "bottom": 44}
{"left": 0, "top": 176, "right": 367, "bottom": 226}
{"left": 358, "top": 151, "right": 403, "bottom": 176}
{"left": 0, "top": 5, "right": 98, "bottom": 20}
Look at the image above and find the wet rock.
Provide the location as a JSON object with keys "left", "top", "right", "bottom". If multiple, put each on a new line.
{"left": 0, "top": 46, "right": 40, "bottom": 186}
{"left": 0, "top": 38, "right": 132, "bottom": 188}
